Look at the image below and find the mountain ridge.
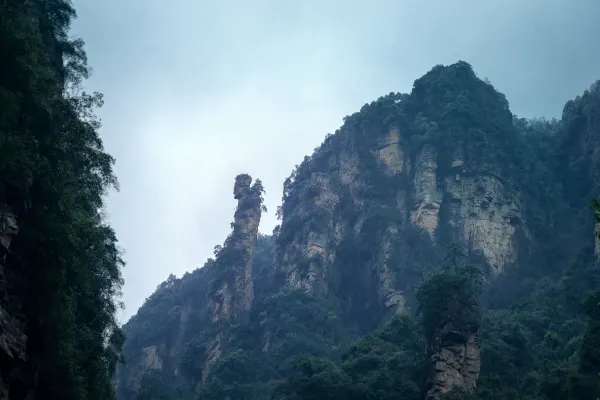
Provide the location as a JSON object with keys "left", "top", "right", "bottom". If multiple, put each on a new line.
{"left": 115, "top": 61, "right": 600, "bottom": 400}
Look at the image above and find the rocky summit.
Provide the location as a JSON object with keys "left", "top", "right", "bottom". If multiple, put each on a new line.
{"left": 114, "top": 62, "right": 600, "bottom": 400}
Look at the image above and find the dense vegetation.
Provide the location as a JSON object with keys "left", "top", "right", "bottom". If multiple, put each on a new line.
{"left": 124, "top": 62, "right": 600, "bottom": 400}
{"left": 1, "top": 0, "right": 123, "bottom": 399}
{"left": 4, "top": 1, "right": 598, "bottom": 398}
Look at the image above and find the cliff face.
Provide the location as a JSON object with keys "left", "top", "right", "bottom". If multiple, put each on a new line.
{"left": 204, "top": 174, "right": 264, "bottom": 380}
{"left": 555, "top": 82, "right": 600, "bottom": 259}
{"left": 115, "top": 175, "right": 265, "bottom": 397}
{"left": 0, "top": 206, "right": 31, "bottom": 400}
{"left": 427, "top": 331, "right": 480, "bottom": 398}
{"left": 115, "top": 267, "right": 214, "bottom": 399}
{"left": 211, "top": 174, "right": 263, "bottom": 324}
{"left": 117, "top": 62, "right": 600, "bottom": 399}
{"left": 276, "top": 63, "right": 531, "bottom": 328}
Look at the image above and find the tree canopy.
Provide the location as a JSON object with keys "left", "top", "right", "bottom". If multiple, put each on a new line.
{"left": 1, "top": 0, "right": 124, "bottom": 399}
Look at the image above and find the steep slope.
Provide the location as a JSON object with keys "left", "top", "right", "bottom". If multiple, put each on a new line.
{"left": 274, "top": 62, "right": 539, "bottom": 333}
{"left": 115, "top": 175, "right": 268, "bottom": 398}
{"left": 1, "top": 1, "right": 124, "bottom": 399}
{"left": 118, "top": 62, "right": 600, "bottom": 400}
{"left": 0, "top": 207, "right": 29, "bottom": 399}
{"left": 556, "top": 82, "right": 600, "bottom": 256}
{"left": 204, "top": 174, "right": 264, "bottom": 381}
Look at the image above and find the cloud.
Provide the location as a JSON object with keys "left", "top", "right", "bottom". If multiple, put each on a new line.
{"left": 71, "top": 0, "right": 600, "bottom": 322}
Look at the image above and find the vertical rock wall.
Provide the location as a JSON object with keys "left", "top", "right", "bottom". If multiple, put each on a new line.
{"left": 426, "top": 330, "right": 480, "bottom": 399}
{"left": 0, "top": 206, "right": 30, "bottom": 400}
{"left": 211, "top": 174, "right": 263, "bottom": 323}
{"left": 276, "top": 119, "right": 528, "bottom": 323}
{"left": 204, "top": 174, "right": 264, "bottom": 380}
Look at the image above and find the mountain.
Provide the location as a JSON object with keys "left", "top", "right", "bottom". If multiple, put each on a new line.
{"left": 115, "top": 62, "right": 600, "bottom": 400}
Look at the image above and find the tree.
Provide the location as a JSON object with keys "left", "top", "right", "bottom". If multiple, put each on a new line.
{"left": 1, "top": 1, "right": 124, "bottom": 399}
{"left": 417, "top": 244, "right": 484, "bottom": 342}
{"left": 271, "top": 356, "right": 355, "bottom": 400}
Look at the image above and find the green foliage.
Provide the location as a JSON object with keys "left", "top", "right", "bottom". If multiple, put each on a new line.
{"left": 121, "top": 64, "right": 600, "bottom": 400}
{"left": 417, "top": 244, "right": 484, "bottom": 342}
{"left": 272, "top": 356, "right": 355, "bottom": 400}
{"left": 136, "top": 370, "right": 185, "bottom": 400}
{"left": 208, "top": 177, "right": 266, "bottom": 298}
{"left": 200, "top": 350, "right": 271, "bottom": 400}
{"left": 273, "top": 316, "right": 425, "bottom": 400}
{"left": 1, "top": 0, "right": 124, "bottom": 399}
{"left": 439, "top": 388, "right": 481, "bottom": 400}
{"left": 252, "top": 290, "right": 348, "bottom": 363}
{"left": 340, "top": 316, "right": 426, "bottom": 400}
{"left": 190, "top": 290, "right": 350, "bottom": 399}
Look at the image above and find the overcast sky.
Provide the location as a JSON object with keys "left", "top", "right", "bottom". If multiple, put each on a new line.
{"left": 71, "top": 0, "right": 600, "bottom": 323}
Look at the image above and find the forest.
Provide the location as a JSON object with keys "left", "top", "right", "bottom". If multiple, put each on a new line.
{"left": 118, "top": 67, "right": 600, "bottom": 399}
{"left": 1, "top": 1, "right": 600, "bottom": 400}
{"left": 1, "top": 1, "right": 123, "bottom": 399}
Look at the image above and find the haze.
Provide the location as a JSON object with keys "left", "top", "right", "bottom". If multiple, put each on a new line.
{"left": 71, "top": 0, "right": 600, "bottom": 323}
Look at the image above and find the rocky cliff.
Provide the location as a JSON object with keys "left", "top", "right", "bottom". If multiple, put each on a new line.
{"left": 275, "top": 62, "right": 532, "bottom": 329}
{"left": 116, "top": 62, "right": 600, "bottom": 400}
{"left": 427, "top": 332, "right": 480, "bottom": 398}
{"left": 0, "top": 206, "right": 31, "bottom": 400}
{"left": 211, "top": 174, "right": 264, "bottom": 324}
{"left": 203, "top": 174, "right": 264, "bottom": 381}
{"left": 115, "top": 175, "right": 265, "bottom": 397}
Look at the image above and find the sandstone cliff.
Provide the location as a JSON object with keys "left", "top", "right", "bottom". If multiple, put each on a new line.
{"left": 114, "top": 175, "right": 265, "bottom": 397}
{"left": 427, "top": 331, "right": 480, "bottom": 399}
{"left": 275, "top": 63, "right": 531, "bottom": 330}
{"left": 211, "top": 174, "right": 264, "bottom": 324}
{"left": 204, "top": 174, "right": 264, "bottom": 380}
{"left": 117, "top": 62, "right": 600, "bottom": 399}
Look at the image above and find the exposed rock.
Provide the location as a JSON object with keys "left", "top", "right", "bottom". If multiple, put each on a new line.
{"left": 114, "top": 262, "right": 217, "bottom": 398}
{"left": 280, "top": 173, "right": 340, "bottom": 295}
{"left": 374, "top": 225, "right": 405, "bottom": 315}
{"left": 212, "top": 174, "right": 263, "bottom": 322}
{"left": 0, "top": 306, "right": 26, "bottom": 363}
{"left": 202, "top": 334, "right": 223, "bottom": 383}
{"left": 204, "top": 174, "right": 264, "bottom": 379}
{"left": 233, "top": 174, "right": 253, "bottom": 200}
{"left": 0, "top": 206, "right": 29, "bottom": 400}
{"left": 427, "top": 331, "right": 480, "bottom": 399}
{"left": 0, "top": 206, "right": 18, "bottom": 249}
{"left": 116, "top": 64, "right": 600, "bottom": 400}
{"left": 444, "top": 171, "right": 525, "bottom": 275}
{"left": 118, "top": 344, "right": 164, "bottom": 395}
{"left": 114, "top": 175, "right": 265, "bottom": 397}
{"left": 276, "top": 119, "right": 526, "bottom": 325}
{"left": 411, "top": 144, "right": 441, "bottom": 236}
{"left": 375, "top": 127, "right": 404, "bottom": 175}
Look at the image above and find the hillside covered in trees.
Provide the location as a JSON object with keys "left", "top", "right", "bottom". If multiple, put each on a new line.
{"left": 2, "top": 1, "right": 600, "bottom": 400}
{"left": 116, "top": 62, "right": 600, "bottom": 400}
{"left": 1, "top": 0, "right": 124, "bottom": 399}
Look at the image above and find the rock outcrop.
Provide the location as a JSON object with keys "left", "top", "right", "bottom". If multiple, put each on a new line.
{"left": 0, "top": 206, "right": 30, "bottom": 400}
{"left": 211, "top": 174, "right": 263, "bottom": 324}
{"left": 275, "top": 65, "right": 530, "bottom": 324}
{"left": 204, "top": 175, "right": 264, "bottom": 380}
{"left": 114, "top": 175, "right": 265, "bottom": 397}
{"left": 116, "top": 63, "right": 600, "bottom": 399}
{"left": 426, "top": 329, "right": 480, "bottom": 399}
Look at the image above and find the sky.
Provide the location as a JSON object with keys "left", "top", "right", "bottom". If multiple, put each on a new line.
{"left": 71, "top": 0, "right": 600, "bottom": 323}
